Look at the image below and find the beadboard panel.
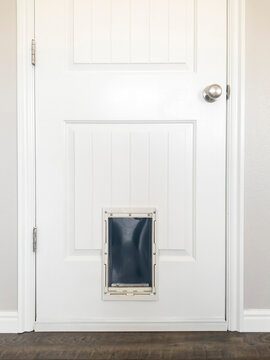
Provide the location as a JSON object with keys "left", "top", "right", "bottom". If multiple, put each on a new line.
{"left": 66, "top": 122, "right": 195, "bottom": 258}
{"left": 73, "top": 0, "right": 195, "bottom": 68}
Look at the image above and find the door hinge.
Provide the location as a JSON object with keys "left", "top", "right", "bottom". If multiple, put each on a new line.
{"left": 31, "top": 39, "right": 36, "bottom": 66}
{"left": 33, "top": 227, "right": 37, "bottom": 252}
{"left": 226, "top": 84, "right": 231, "bottom": 100}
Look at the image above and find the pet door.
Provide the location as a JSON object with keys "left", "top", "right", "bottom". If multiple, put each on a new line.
{"left": 103, "top": 208, "right": 157, "bottom": 300}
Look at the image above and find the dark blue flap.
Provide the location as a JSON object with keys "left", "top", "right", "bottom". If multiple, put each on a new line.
{"left": 108, "top": 217, "right": 152, "bottom": 287}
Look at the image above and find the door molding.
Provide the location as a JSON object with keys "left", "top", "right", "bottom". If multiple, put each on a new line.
{"left": 17, "top": 0, "right": 35, "bottom": 332}
{"left": 17, "top": 0, "right": 245, "bottom": 332}
{"left": 226, "top": 0, "right": 245, "bottom": 331}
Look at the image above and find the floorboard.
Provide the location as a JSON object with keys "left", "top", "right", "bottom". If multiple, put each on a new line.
{"left": 1, "top": 332, "right": 270, "bottom": 360}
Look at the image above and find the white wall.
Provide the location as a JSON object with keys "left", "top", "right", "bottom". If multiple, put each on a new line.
{"left": 0, "top": 0, "right": 269, "bottom": 312}
{"left": 244, "top": 0, "right": 270, "bottom": 309}
{"left": 0, "top": 0, "right": 18, "bottom": 311}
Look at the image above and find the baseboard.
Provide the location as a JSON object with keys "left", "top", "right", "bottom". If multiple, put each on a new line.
{"left": 243, "top": 309, "right": 270, "bottom": 332}
{"left": 35, "top": 320, "right": 227, "bottom": 332}
{"left": 0, "top": 312, "right": 19, "bottom": 333}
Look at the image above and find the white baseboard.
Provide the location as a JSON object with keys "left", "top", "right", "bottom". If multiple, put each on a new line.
{"left": 35, "top": 320, "right": 227, "bottom": 332}
{"left": 0, "top": 312, "right": 19, "bottom": 333}
{"left": 243, "top": 309, "right": 270, "bottom": 332}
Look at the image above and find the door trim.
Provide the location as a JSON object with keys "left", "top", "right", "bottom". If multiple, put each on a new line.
{"left": 17, "top": 0, "right": 35, "bottom": 333}
{"left": 17, "top": 0, "right": 245, "bottom": 332}
{"left": 226, "top": 0, "right": 245, "bottom": 331}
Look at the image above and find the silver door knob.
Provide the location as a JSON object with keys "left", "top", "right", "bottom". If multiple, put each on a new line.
{"left": 203, "top": 84, "right": 222, "bottom": 102}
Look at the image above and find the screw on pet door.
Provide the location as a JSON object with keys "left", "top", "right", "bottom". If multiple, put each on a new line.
{"left": 103, "top": 208, "right": 157, "bottom": 300}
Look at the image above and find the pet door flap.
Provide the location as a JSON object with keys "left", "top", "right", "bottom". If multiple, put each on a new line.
{"left": 103, "top": 209, "right": 157, "bottom": 300}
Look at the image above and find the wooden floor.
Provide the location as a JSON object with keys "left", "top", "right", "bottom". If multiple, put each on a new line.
{"left": 0, "top": 332, "right": 270, "bottom": 360}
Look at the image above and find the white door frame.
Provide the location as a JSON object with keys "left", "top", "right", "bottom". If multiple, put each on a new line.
{"left": 17, "top": 0, "right": 245, "bottom": 332}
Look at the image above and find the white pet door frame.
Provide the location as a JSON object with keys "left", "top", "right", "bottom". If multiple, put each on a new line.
{"left": 103, "top": 208, "right": 157, "bottom": 301}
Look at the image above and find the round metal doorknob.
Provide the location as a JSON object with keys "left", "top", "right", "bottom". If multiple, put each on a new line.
{"left": 203, "top": 84, "right": 222, "bottom": 103}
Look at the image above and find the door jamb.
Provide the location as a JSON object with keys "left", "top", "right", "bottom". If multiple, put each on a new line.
{"left": 17, "top": 0, "right": 35, "bottom": 332}
{"left": 17, "top": 0, "right": 245, "bottom": 332}
{"left": 226, "top": 0, "right": 245, "bottom": 332}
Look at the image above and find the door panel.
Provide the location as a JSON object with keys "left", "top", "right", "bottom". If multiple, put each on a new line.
{"left": 73, "top": 0, "right": 195, "bottom": 66}
{"left": 65, "top": 123, "right": 194, "bottom": 257}
{"left": 36, "top": 0, "right": 227, "bottom": 328}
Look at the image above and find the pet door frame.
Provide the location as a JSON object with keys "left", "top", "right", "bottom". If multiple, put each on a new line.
{"left": 103, "top": 208, "right": 157, "bottom": 301}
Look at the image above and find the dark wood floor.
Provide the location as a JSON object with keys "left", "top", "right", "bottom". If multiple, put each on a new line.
{"left": 1, "top": 332, "right": 270, "bottom": 360}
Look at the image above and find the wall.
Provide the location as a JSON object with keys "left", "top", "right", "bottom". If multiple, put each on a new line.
{"left": 0, "top": 0, "right": 18, "bottom": 311}
{"left": 244, "top": 0, "right": 270, "bottom": 309}
{"left": 0, "top": 0, "right": 269, "bottom": 313}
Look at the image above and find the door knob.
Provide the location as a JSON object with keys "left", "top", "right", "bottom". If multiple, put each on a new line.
{"left": 203, "top": 84, "right": 222, "bottom": 102}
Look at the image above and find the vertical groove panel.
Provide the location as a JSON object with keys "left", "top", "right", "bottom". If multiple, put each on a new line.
{"left": 183, "top": 126, "right": 194, "bottom": 256}
{"left": 149, "top": 131, "right": 168, "bottom": 249}
{"left": 149, "top": 0, "right": 169, "bottom": 62}
{"left": 130, "top": 132, "right": 149, "bottom": 205}
{"left": 74, "top": 130, "right": 92, "bottom": 249}
{"left": 74, "top": 0, "right": 92, "bottom": 63}
{"left": 67, "top": 124, "right": 194, "bottom": 254}
{"left": 130, "top": 0, "right": 150, "bottom": 63}
{"left": 111, "top": 131, "right": 130, "bottom": 206}
{"left": 73, "top": 0, "right": 195, "bottom": 66}
{"left": 92, "top": 0, "right": 111, "bottom": 62}
{"left": 66, "top": 127, "right": 75, "bottom": 254}
{"left": 167, "top": 129, "right": 186, "bottom": 250}
{"left": 111, "top": 0, "right": 130, "bottom": 62}
{"left": 169, "top": 0, "right": 187, "bottom": 62}
{"left": 92, "top": 131, "right": 111, "bottom": 249}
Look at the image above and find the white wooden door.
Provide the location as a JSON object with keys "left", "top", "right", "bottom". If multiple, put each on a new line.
{"left": 35, "top": 0, "right": 227, "bottom": 331}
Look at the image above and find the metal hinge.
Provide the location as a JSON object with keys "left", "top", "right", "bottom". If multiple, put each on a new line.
{"left": 31, "top": 39, "right": 36, "bottom": 66}
{"left": 33, "top": 227, "right": 37, "bottom": 252}
{"left": 226, "top": 84, "right": 231, "bottom": 100}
